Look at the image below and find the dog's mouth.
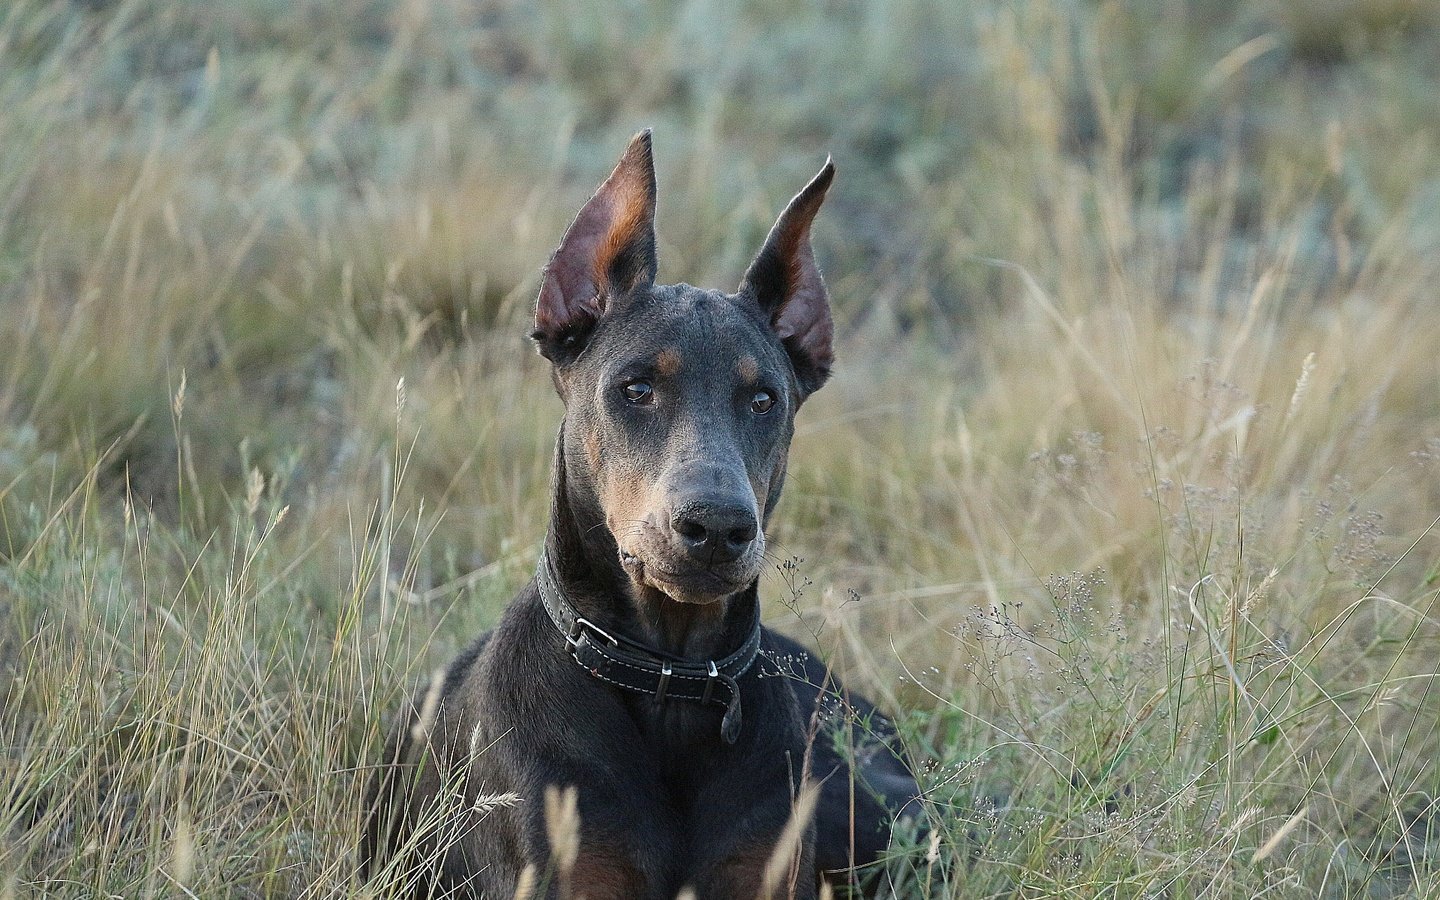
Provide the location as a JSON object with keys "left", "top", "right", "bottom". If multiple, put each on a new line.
{"left": 618, "top": 548, "right": 754, "bottom": 604}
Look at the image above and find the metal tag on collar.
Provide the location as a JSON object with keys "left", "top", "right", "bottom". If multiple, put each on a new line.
{"left": 701, "top": 660, "right": 719, "bottom": 704}
{"left": 655, "top": 662, "right": 672, "bottom": 701}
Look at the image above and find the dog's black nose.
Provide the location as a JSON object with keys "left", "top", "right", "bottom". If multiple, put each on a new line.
{"left": 671, "top": 503, "right": 758, "bottom": 563}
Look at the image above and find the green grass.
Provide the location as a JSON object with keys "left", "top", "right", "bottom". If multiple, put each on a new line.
{"left": 1, "top": 0, "right": 1438, "bottom": 896}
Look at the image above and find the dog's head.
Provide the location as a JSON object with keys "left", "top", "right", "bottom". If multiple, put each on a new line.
{"left": 533, "top": 131, "right": 834, "bottom": 606}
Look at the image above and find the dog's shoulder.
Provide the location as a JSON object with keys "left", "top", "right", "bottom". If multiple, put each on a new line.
{"left": 443, "top": 582, "right": 616, "bottom": 731}
{"left": 757, "top": 628, "right": 843, "bottom": 710}
{"left": 439, "top": 628, "right": 493, "bottom": 699}
{"left": 757, "top": 628, "right": 909, "bottom": 757}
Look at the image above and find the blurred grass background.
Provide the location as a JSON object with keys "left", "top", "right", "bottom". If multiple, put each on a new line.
{"left": 1, "top": 0, "right": 1438, "bottom": 896}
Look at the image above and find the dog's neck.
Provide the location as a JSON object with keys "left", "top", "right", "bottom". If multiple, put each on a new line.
{"left": 542, "top": 425, "right": 758, "bottom": 661}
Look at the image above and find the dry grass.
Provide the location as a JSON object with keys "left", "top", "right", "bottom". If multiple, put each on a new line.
{"left": 1, "top": 0, "right": 1438, "bottom": 896}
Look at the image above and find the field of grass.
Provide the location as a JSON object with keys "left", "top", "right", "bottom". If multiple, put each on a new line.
{"left": 1, "top": 0, "right": 1438, "bottom": 896}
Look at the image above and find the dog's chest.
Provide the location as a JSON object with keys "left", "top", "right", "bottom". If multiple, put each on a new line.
{"left": 628, "top": 696, "right": 729, "bottom": 777}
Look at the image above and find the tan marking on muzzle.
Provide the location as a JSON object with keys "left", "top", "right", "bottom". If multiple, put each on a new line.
{"left": 583, "top": 428, "right": 603, "bottom": 474}
{"left": 601, "top": 464, "right": 655, "bottom": 546}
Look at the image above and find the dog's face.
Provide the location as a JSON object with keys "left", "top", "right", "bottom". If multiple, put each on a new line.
{"left": 533, "top": 131, "right": 834, "bottom": 605}
{"left": 556, "top": 287, "right": 798, "bottom": 604}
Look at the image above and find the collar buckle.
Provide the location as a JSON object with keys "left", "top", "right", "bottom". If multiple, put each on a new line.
{"left": 567, "top": 616, "right": 618, "bottom": 653}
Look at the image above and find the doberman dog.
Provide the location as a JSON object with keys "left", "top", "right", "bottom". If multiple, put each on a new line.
{"left": 360, "top": 131, "right": 921, "bottom": 899}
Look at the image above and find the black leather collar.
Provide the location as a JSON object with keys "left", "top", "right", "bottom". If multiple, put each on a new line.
{"left": 534, "top": 551, "right": 761, "bottom": 745}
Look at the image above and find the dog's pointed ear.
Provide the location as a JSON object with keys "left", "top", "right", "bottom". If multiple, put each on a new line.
{"left": 740, "top": 159, "right": 835, "bottom": 397}
{"left": 533, "top": 130, "right": 658, "bottom": 364}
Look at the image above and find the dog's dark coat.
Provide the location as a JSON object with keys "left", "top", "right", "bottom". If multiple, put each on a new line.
{"left": 360, "top": 132, "right": 920, "bottom": 899}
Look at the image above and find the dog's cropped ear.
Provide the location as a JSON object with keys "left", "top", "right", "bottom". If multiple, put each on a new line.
{"left": 533, "top": 130, "right": 658, "bottom": 364}
{"left": 740, "top": 159, "right": 835, "bottom": 398}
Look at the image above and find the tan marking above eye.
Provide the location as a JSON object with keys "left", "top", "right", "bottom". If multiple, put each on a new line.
{"left": 656, "top": 348, "right": 683, "bottom": 376}
{"left": 736, "top": 356, "right": 759, "bottom": 382}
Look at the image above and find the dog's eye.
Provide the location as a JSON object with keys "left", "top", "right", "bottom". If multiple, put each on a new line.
{"left": 750, "top": 391, "right": 775, "bottom": 414}
{"left": 622, "top": 380, "right": 654, "bottom": 404}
